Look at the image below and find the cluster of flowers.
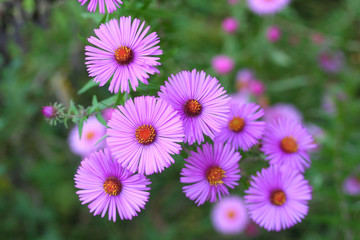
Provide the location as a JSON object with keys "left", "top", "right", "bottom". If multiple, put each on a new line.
{"left": 44, "top": 14, "right": 318, "bottom": 232}
{"left": 40, "top": 0, "right": 339, "bottom": 235}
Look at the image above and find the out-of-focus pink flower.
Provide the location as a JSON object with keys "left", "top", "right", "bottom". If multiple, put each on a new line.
{"left": 318, "top": 50, "right": 344, "bottom": 73}
{"left": 343, "top": 176, "right": 360, "bottom": 196}
{"left": 222, "top": 18, "right": 239, "bottom": 34}
{"left": 211, "top": 195, "right": 249, "bottom": 235}
{"left": 244, "top": 221, "right": 260, "bottom": 237}
{"left": 236, "top": 69, "right": 254, "bottom": 91}
{"left": 249, "top": 79, "right": 265, "bottom": 96}
{"left": 264, "top": 103, "right": 303, "bottom": 123}
{"left": 212, "top": 55, "right": 235, "bottom": 75}
{"left": 266, "top": 25, "right": 282, "bottom": 43}
{"left": 311, "top": 33, "right": 325, "bottom": 45}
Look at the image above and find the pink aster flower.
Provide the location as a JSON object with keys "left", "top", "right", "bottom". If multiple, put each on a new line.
{"left": 247, "top": 0, "right": 291, "bottom": 15}
{"left": 158, "top": 69, "right": 230, "bottom": 145}
{"left": 106, "top": 96, "right": 184, "bottom": 175}
{"left": 222, "top": 18, "right": 239, "bottom": 34}
{"left": 343, "top": 175, "right": 360, "bottom": 196}
{"left": 85, "top": 16, "right": 162, "bottom": 94}
{"left": 266, "top": 25, "right": 282, "bottom": 43}
{"left": 180, "top": 143, "right": 241, "bottom": 206}
{"left": 68, "top": 116, "right": 107, "bottom": 157}
{"left": 211, "top": 195, "right": 249, "bottom": 235}
{"left": 249, "top": 79, "right": 265, "bottom": 96}
{"left": 212, "top": 55, "right": 235, "bottom": 75}
{"left": 215, "top": 100, "right": 265, "bottom": 151}
{"left": 74, "top": 149, "right": 151, "bottom": 221}
{"left": 264, "top": 103, "right": 303, "bottom": 123}
{"left": 261, "top": 118, "right": 316, "bottom": 172}
{"left": 244, "top": 166, "right": 312, "bottom": 231}
{"left": 236, "top": 69, "right": 254, "bottom": 92}
{"left": 78, "top": 0, "right": 122, "bottom": 14}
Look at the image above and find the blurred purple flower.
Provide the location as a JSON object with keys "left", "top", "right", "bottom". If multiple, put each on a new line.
{"left": 211, "top": 195, "right": 249, "bottom": 235}
{"left": 247, "top": 0, "right": 291, "bottom": 15}
{"left": 74, "top": 149, "right": 151, "bottom": 221}
{"left": 266, "top": 25, "right": 282, "bottom": 43}
{"left": 102, "top": 108, "right": 115, "bottom": 122}
{"left": 212, "top": 55, "right": 235, "bottom": 75}
{"left": 222, "top": 18, "right": 239, "bottom": 34}
{"left": 264, "top": 103, "right": 303, "bottom": 123}
{"left": 68, "top": 116, "right": 107, "bottom": 157}
{"left": 343, "top": 176, "right": 360, "bottom": 196}
{"left": 318, "top": 50, "right": 344, "bottom": 73}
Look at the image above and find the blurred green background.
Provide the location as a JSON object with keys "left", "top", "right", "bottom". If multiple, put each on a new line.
{"left": 1, "top": 0, "right": 360, "bottom": 239}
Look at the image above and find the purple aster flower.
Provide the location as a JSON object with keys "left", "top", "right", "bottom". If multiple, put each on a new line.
{"left": 244, "top": 166, "right": 312, "bottom": 231}
{"left": 247, "top": 0, "right": 291, "bottom": 15}
{"left": 75, "top": 149, "right": 151, "bottom": 221}
{"left": 158, "top": 69, "right": 230, "bottom": 145}
{"left": 180, "top": 143, "right": 241, "bottom": 206}
{"left": 211, "top": 195, "right": 249, "bottom": 235}
{"left": 85, "top": 16, "right": 162, "bottom": 94}
{"left": 261, "top": 118, "right": 316, "bottom": 172}
{"left": 215, "top": 100, "right": 265, "bottom": 151}
{"left": 212, "top": 55, "right": 235, "bottom": 75}
{"left": 68, "top": 116, "right": 107, "bottom": 157}
{"left": 102, "top": 108, "right": 115, "bottom": 122}
{"left": 106, "top": 96, "right": 184, "bottom": 175}
{"left": 343, "top": 175, "right": 360, "bottom": 196}
{"left": 78, "top": 0, "right": 122, "bottom": 14}
{"left": 264, "top": 103, "right": 303, "bottom": 123}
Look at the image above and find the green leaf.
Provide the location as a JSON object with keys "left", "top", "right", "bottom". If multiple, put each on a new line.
{"left": 114, "top": 92, "right": 125, "bottom": 107}
{"left": 96, "top": 112, "right": 107, "bottom": 127}
{"left": 95, "top": 134, "right": 108, "bottom": 146}
{"left": 68, "top": 100, "right": 79, "bottom": 115}
{"left": 77, "top": 79, "right": 99, "bottom": 94}
{"left": 92, "top": 95, "right": 98, "bottom": 107}
{"left": 78, "top": 117, "right": 86, "bottom": 139}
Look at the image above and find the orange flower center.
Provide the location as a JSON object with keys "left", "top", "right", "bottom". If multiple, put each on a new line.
{"left": 226, "top": 209, "right": 237, "bottom": 219}
{"left": 114, "top": 46, "right": 134, "bottom": 65}
{"left": 206, "top": 166, "right": 226, "bottom": 186}
{"left": 184, "top": 99, "right": 202, "bottom": 117}
{"left": 85, "top": 131, "right": 95, "bottom": 140}
{"left": 280, "top": 136, "right": 298, "bottom": 153}
{"left": 103, "top": 177, "right": 122, "bottom": 196}
{"left": 270, "top": 190, "right": 286, "bottom": 206}
{"left": 229, "top": 117, "right": 245, "bottom": 132}
{"left": 135, "top": 125, "right": 156, "bottom": 145}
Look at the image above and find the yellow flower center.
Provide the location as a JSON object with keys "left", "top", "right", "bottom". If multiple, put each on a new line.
{"left": 184, "top": 99, "right": 202, "bottom": 117}
{"left": 103, "top": 177, "right": 122, "bottom": 196}
{"left": 206, "top": 166, "right": 226, "bottom": 186}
